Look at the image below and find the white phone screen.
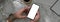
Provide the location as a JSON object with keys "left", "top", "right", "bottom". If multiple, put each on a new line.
{"left": 27, "top": 4, "right": 39, "bottom": 19}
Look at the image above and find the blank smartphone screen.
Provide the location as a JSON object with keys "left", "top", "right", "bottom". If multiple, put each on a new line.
{"left": 27, "top": 4, "right": 39, "bottom": 19}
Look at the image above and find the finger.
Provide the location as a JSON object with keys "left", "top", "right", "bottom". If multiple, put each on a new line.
{"left": 35, "top": 11, "right": 40, "bottom": 18}
{"left": 16, "top": 7, "right": 29, "bottom": 14}
{"left": 14, "top": 15, "right": 27, "bottom": 19}
{"left": 20, "top": 6, "right": 31, "bottom": 12}
{"left": 20, "top": 16, "right": 27, "bottom": 19}
{"left": 36, "top": 11, "right": 40, "bottom": 18}
{"left": 19, "top": 7, "right": 28, "bottom": 13}
{"left": 30, "top": 11, "right": 40, "bottom": 22}
{"left": 36, "top": 11, "right": 40, "bottom": 15}
{"left": 25, "top": 6, "right": 31, "bottom": 10}
{"left": 34, "top": 11, "right": 40, "bottom": 21}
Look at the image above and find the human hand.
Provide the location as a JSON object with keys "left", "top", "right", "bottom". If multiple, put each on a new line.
{"left": 30, "top": 11, "right": 40, "bottom": 22}
{"left": 13, "top": 6, "right": 30, "bottom": 19}
{"left": 7, "top": 6, "right": 31, "bottom": 22}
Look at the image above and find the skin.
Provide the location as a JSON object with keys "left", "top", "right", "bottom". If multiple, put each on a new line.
{"left": 7, "top": 6, "right": 40, "bottom": 22}
{"left": 30, "top": 11, "right": 40, "bottom": 22}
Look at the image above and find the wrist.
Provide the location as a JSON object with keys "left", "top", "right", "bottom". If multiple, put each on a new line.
{"left": 7, "top": 14, "right": 16, "bottom": 22}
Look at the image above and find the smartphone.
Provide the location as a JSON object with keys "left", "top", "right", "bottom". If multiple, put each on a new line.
{"left": 27, "top": 4, "right": 39, "bottom": 19}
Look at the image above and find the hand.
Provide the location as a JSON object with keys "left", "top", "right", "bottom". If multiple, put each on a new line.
{"left": 30, "top": 11, "right": 40, "bottom": 22}
{"left": 13, "top": 6, "right": 30, "bottom": 19}
{"left": 7, "top": 6, "right": 31, "bottom": 22}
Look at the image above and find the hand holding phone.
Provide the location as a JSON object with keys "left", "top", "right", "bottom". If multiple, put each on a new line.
{"left": 27, "top": 4, "right": 39, "bottom": 19}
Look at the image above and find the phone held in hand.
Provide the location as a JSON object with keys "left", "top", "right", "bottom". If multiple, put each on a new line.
{"left": 27, "top": 4, "right": 39, "bottom": 19}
